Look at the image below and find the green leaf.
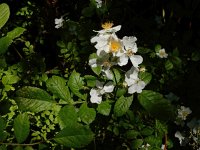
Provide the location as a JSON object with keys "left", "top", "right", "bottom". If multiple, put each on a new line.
{"left": 112, "top": 68, "right": 121, "bottom": 84}
{"left": 54, "top": 126, "right": 94, "bottom": 148}
{"left": 165, "top": 60, "right": 173, "bottom": 70}
{"left": 138, "top": 90, "right": 176, "bottom": 121}
{"left": 97, "top": 101, "right": 111, "bottom": 116}
{"left": 0, "top": 145, "right": 7, "bottom": 150}
{"left": 0, "top": 3, "right": 10, "bottom": 29}
{"left": 58, "top": 105, "right": 78, "bottom": 129}
{"left": 144, "top": 135, "right": 162, "bottom": 147}
{"left": 68, "top": 71, "right": 86, "bottom": 100}
{"left": 116, "top": 88, "right": 127, "bottom": 97}
{"left": 155, "top": 44, "right": 162, "bottom": 53}
{"left": 84, "top": 75, "right": 96, "bottom": 87}
{"left": 14, "top": 86, "right": 56, "bottom": 112}
{"left": 191, "top": 51, "right": 200, "bottom": 61}
{"left": 89, "top": 53, "right": 102, "bottom": 75}
{"left": 141, "top": 127, "right": 154, "bottom": 136}
{"left": 78, "top": 103, "right": 96, "bottom": 124}
{"left": 171, "top": 56, "right": 182, "bottom": 68}
{"left": 0, "top": 27, "right": 26, "bottom": 54}
{"left": 131, "top": 139, "right": 143, "bottom": 149}
{"left": 14, "top": 113, "right": 30, "bottom": 143}
{"left": 46, "top": 76, "right": 71, "bottom": 102}
{"left": 114, "top": 95, "right": 133, "bottom": 117}
{"left": 139, "top": 72, "right": 152, "bottom": 84}
{"left": 2, "top": 74, "right": 20, "bottom": 85}
{"left": 0, "top": 116, "right": 7, "bottom": 141}
{"left": 125, "top": 130, "right": 140, "bottom": 139}
{"left": 7, "top": 27, "right": 26, "bottom": 39}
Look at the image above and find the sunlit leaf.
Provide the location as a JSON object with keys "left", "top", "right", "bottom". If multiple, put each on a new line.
{"left": 14, "top": 113, "right": 30, "bottom": 143}
{"left": 54, "top": 126, "right": 94, "bottom": 148}
{"left": 46, "top": 76, "right": 71, "bottom": 102}
{"left": 14, "top": 86, "right": 56, "bottom": 112}
{"left": 68, "top": 71, "right": 86, "bottom": 100}
{"left": 78, "top": 103, "right": 96, "bottom": 124}
{"left": 0, "top": 3, "right": 10, "bottom": 29}
{"left": 114, "top": 95, "right": 133, "bottom": 117}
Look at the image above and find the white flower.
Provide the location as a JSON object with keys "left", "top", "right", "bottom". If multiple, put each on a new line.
{"left": 118, "top": 36, "right": 143, "bottom": 67}
{"left": 94, "top": 22, "right": 121, "bottom": 34}
{"left": 89, "top": 58, "right": 97, "bottom": 67}
{"left": 95, "top": 0, "right": 102, "bottom": 8}
{"left": 90, "top": 81, "right": 114, "bottom": 104}
{"left": 156, "top": 48, "right": 168, "bottom": 58}
{"left": 141, "top": 143, "right": 150, "bottom": 150}
{"left": 55, "top": 17, "right": 64, "bottom": 29}
{"left": 175, "top": 131, "right": 185, "bottom": 145}
{"left": 177, "top": 106, "right": 192, "bottom": 120}
{"left": 125, "top": 67, "right": 146, "bottom": 94}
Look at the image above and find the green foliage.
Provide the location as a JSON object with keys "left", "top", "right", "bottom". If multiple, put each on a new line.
{"left": 78, "top": 103, "right": 96, "bottom": 125}
{"left": 58, "top": 105, "right": 78, "bottom": 129}
{"left": 46, "top": 76, "right": 71, "bottom": 103}
{"left": 68, "top": 70, "right": 87, "bottom": 100}
{"left": 0, "top": 0, "right": 198, "bottom": 149}
{"left": 0, "top": 3, "right": 10, "bottom": 29}
{"left": 0, "top": 27, "right": 26, "bottom": 54}
{"left": 54, "top": 126, "right": 94, "bottom": 148}
{"left": 97, "top": 100, "right": 111, "bottom": 116}
{"left": 114, "top": 95, "right": 133, "bottom": 117}
{"left": 14, "top": 113, "right": 30, "bottom": 143}
{"left": 138, "top": 90, "right": 176, "bottom": 121}
{"left": 14, "top": 86, "right": 56, "bottom": 112}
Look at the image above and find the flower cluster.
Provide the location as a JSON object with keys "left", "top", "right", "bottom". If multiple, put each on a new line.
{"left": 89, "top": 22, "right": 146, "bottom": 103}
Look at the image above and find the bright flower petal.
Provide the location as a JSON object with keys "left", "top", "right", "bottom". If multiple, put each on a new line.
{"left": 90, "top": 89, "right": 102, "bottom": 104}
{"left": 129, "top": 55, "right": 143, "bottom": 67}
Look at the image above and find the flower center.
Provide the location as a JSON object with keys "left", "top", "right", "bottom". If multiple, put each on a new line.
{"left": 103, "top": 61, "right": 111, "bottom": 68}
{"left": 110, "top": 40, "right": 121, "bottom": 53}
{"left": 159, "top": 51, "right": 166, "bottom": 57}
{"left": 127, "top": 49, "right": 134, "bottom": 56}
{"left": 102, "top": 22, "right": 113, "bottom": 29}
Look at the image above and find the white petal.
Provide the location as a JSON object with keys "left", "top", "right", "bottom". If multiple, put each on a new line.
{"left": 118, "top": 54, "right": 128, "bottom": 66}
{"left": 103, "top": 81, "right": 114, "bottom": 93}
{"left": 90, "top": 89, "right": 102, "bottom": 104}
{"left": 89, "top": 58, "right": 97, "bottom": 67}
{"left": 130, "top": 55, "right": 143, "bottom": 67}
{"left": 103, "top": 69, "right": 113, "bottom": 79}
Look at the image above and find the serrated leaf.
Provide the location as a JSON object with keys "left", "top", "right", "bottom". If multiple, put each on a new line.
{"left": 68, "top": 71, "right": 86, "bottom": 100}
{"left": 84, "top": 75, "right": 96, "bottom": 87}
{"left": 78, "top": 103, "right": 96, "bottom": 124}
{"left": 126, "top": 130, "right": 140, "bottom": 139}
{"left": 131, "top": 139, "right": 143, "bottom": 149}
{"left": 144, "top": 135, "right": 162, "bottom": 147}
{"left": 112, "top": 68, "right": 121, "bottom": 84}
{"left": 0, "top": 27, "right": 26, "bottom": 54}
{"left": 141, "top": 127, "right": 154, "bottom": 136}
{"left": 139, "top": 72, "right": 152, "bottom": 84}
{"left": 138, "top": 90, "right": 176, "bottom": 121}
{"left": 0, "top": 3, "right": 10, "bottom": 29}
{"left": 2, "top": 74, "right": 20, "bottom": 85}
{"left": 46, "top": 76, "right": 71, "bottom": 102}
{"left": 14, "top": 86, "right": 56, "bottom": 112}
{"left": 97, "top": 101, "right": 111, "bottom": 116}
{"left": 54, "top": 126, "right": 94, "bottom": 148}
{"left": 58, "top": 105, "right": 78, "bottom": 129}
{"left": 155, "top": 44, "right": 162, "bottom": 52}
{"left": 7, "top": 27, "right": 26, "bottom": 39}
{"left": 114, "top": 95, "right": 133, "bottom": 117}
{"left": 165, "top": 60, "right": 173, "bottom": 70}
{"left": 14, "top": 113, "right": 30, "bottom": 143}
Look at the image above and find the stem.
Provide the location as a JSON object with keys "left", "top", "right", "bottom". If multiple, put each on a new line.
{"left": 0, "top": 141, "right": 43, "bottom": 146}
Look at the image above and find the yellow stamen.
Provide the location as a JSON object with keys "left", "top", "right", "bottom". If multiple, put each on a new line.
{"left": 102, "top": 22, "right": 114, "bottom": 29}
{"left": 110, "top": 40, "right": 121, "bottom": 53}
